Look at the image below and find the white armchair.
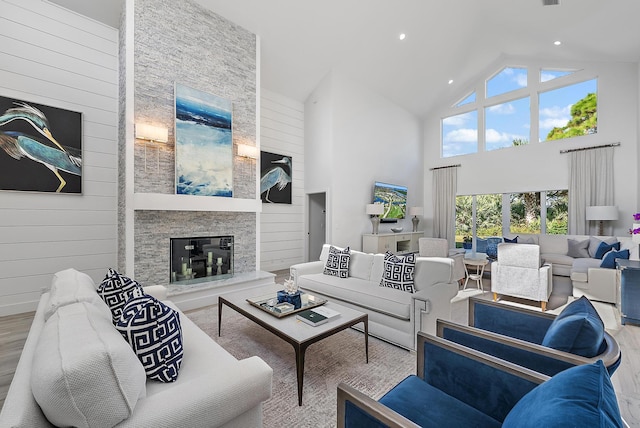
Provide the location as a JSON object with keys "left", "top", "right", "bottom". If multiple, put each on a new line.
{"left": 492, "top": 243, "right": 553, "bottom": 311}
{"left": 419, "top": 238, "right": 465, "bottom": 284}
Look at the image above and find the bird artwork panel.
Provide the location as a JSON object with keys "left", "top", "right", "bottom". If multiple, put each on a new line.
{"left": 175, "top": 83, "right": 233, "bottom": 197}
{"left": 260, "top": 151, "right": 292, "bottom": 204}
{"left": 0, "top": 96, "right": 82, "bottom": 194}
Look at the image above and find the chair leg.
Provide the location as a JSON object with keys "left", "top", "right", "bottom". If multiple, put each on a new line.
{"left": 492, "top": 292, "right": 497, "bottom": 301}
{"left": 541, "top": 301, "right": 546, "bottom": 312}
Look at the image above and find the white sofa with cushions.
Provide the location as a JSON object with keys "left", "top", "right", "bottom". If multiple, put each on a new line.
{"left": 500, "top": 234, "right": 638, "bottom": 304}
{"left": 289, "top": 244, "right": 459, "bottom": 350}
{"left": 0, "top": 268, "right": 273, "bottom": 428}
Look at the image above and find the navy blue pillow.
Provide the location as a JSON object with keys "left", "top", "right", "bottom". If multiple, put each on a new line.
{"left": 595, "top": 241, "right": 620, "bottom": 259}
{"left": 116, "top": 290, "right": 183, "bottom": 382}
{"left": 503, "top": 361, "right": 623, "bottom": 428}
{"left": 600, "top": 249, "right": 630, "bottom": 269}
{"left": 541, "top": 296, "right": 604, "bottom": 358}
{"left": 504, "top": 236, "right": 518, "bottom": 243}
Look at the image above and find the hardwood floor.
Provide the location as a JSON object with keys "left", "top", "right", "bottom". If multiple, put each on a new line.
{"left": 1, "top": 269, "right": 638, "bottom": 427}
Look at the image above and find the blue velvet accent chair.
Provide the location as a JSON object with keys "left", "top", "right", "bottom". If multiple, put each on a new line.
{"left": 436, "top": 296, "right": 621, "bottom": 377}
{"left": 337, "top": 332, "right": 623, "bottom": 427}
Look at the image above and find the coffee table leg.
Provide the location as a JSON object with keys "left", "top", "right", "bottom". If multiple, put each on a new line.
{"left": 364, "top": 318, "right": 369, "bottom": 364}
{"left": 295, "top": 344, "right": 306, "bottom": 406}
{"left": 218, "top": 299, "right": 223, "bottom": 337}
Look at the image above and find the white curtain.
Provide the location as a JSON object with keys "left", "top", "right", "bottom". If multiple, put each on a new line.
{"left": 568, "top": 147, "right": 614, "bottom": 235}
{"left": 432, "top": 167, "right": 458, "bottom": 248}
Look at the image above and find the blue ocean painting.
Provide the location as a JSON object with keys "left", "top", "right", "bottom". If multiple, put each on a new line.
{"left": 175, "top": 83, "right": 233, "bottom": 197}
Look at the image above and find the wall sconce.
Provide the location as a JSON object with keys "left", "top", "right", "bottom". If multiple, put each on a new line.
{"left": 135, "top": 123, "right": 168, "bottom": 172}
{"left": 237, "top": 143, "right": 259, "bottom": 159}
{"left": 135, "top": 123, "right": 169, "bottom": 143}
{"left": 366, "top": 203, "right": 385, "bottom": 234}
{"left": 408, "top": 206, "right": 424, "bottom": 232}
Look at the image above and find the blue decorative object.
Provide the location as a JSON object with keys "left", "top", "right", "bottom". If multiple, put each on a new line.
{"left": 277, "top": 290, "right": 302, "bottom": 309}
{"left": 485, "top": 237, "right": 502, "bottom": 259}
{"left": 462, "top": 242, "right": 472, "bottom": 249}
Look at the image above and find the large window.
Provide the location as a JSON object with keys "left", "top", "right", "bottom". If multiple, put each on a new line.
{"left": 442, "top": 64, "right": 598, "bottom": 158}
{"left": 455, "top": 189, "right": 568, "bottom": 246}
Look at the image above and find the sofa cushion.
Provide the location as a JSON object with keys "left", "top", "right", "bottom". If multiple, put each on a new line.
{"left": 44, "top": 268, "right": 111, "bottom": 321}
{"left": 503, "top": 361, "right": 622, "bottom": 428}
{"left": 541, "top": 296, "right": 604, "bottom": 358}
{"left": 298, "top": 273, "right": 411, "bottom": 319}
{"left": 31, "top": 301, "right": 146, "bottom": 428}
{"left": 97, "top": 268, "right": 144, "bottom": 323}
{"left": 349, "top": 250, "right": 374, "bottom": 280}
{"left": 380, "top": 252, "right": 416, "bottom": 293}
{"left": 323, "top": 246, "right": 351, "bottom": 278}
{"left": 595, "top": 241, "right": 621, "bottom": 259}
{"left": 538, "top": 253, "right": 573, "bottom": 268}
{"left": 588, "top": 237, "right": 618, "bottom": 258}
{"left": 600, "top": 249, "right": 630, "bottom": 269}
{"left": 116, "top": 289, "right": 184, "bottom": 382}
{"left": 567, "top": 238, "right": 590, "bottom": 258}
{"left": 538, "top": 234, "right": 568, "bottom": 255}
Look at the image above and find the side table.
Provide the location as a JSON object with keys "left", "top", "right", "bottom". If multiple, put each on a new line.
{"left": 463, "top": 253, "right": 488, "bottom": 291}
{"left": 616, "top": 258, "right": 640, "bottom": 326}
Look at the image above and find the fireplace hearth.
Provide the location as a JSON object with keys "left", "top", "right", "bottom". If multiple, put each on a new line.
{"left": 170, "top": 236, "right": 233, "bottom": 284}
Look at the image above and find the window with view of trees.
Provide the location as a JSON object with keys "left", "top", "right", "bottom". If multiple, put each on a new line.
{"left": 455, "top": 190, "right": 568, "bottom": 246}
{"left": 441, "top": 65, "right": 598, "bottom": 158}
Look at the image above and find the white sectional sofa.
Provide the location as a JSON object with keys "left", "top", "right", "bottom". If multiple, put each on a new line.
{"left": 289, "top": 244, "right": 459, "bottom": 350}
{"left": 501, "top": 234, "right": 638, "bottom": 304}
{"left": 0, "top": 268, "right": 273, "bottom": 428}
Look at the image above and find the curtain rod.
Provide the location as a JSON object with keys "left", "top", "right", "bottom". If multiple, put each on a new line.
{"left": 430, "top": 164, "right": 461, "bottom": 171}
{"left": 559, "top": 142, "right": 620, "bottom": 154}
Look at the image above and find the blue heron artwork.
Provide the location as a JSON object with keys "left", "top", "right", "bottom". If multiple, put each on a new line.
{"left": 260, "top": 151, "right": 292, "bottom": 204}
{"left": 175, "top": 83, "right": 233, "bottom": 197}
{"left": 0, "top": 97, "right": 82, "bottom": 193}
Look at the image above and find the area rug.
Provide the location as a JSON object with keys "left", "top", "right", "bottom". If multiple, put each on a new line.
{"left": 185, "top": 305, "right": 414, "bottom": 428}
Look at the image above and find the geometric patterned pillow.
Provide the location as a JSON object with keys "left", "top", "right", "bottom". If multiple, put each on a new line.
{"left": 323, "top": 246, "right": 351, "bottom": 278}
{"left": 115, "top": 288, "right": 183, "bottom": 382}
{"left": 379, "top": 251, "right": 416, "bottom": 293}
{"left": 96, "top": 268, "right": 144, "bottom": 324}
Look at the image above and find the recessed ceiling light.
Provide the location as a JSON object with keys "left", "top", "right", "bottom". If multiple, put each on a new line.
{"left": 399, "top": 33, "right": 406, "bottom": 40}
{"left": 554, "top": 40, "right": 562, "bottom": 46}
{"left": 448, "top": 79, "right": 454, "bottom": 85}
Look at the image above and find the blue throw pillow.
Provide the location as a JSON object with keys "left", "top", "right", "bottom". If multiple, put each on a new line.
{"left": 116, "top": 289, "right": 183, "bottom": 382}
{"left": 504, "top": 236, "right": 518, "bottom": 243}
{"left": 541, "top": 296, "right": 604, "bottom": 358}
{"left": 600, "top": 249, "right": 630, "bottom": 269}
{"left": 595, "top": 241, "right": 620, "bottom": 259}
{"left": 503, "top": 361, "right": 623, "bottom": 428}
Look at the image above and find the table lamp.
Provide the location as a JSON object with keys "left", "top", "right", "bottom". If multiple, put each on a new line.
{"left": 586, "top": 205, "right": 618, "bottom": 236}
{"left": 366, "top": 204, "right": 385, "bottom": 234}
{"left": 408, "top": 206, "right": 423, "bottom": 232}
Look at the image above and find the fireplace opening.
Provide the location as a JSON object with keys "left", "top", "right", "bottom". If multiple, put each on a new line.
{"left": 170, "top": 236, "right": 233, "bottom": 283}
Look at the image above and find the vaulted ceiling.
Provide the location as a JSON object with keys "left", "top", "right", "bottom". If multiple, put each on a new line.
{"left": 51, "top": 0, "right": 640, "bottom": 118}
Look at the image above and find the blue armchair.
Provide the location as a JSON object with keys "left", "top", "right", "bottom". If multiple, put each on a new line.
{"left": 337, "top": 332, "right": 623, "bottom": 427}
{"left": 437, "top": 296, "right": 621, "bottom": 376}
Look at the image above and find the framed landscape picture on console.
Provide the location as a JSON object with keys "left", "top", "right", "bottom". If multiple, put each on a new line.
{"left": 0, "top": 95, "right": 82, "bottom": 194}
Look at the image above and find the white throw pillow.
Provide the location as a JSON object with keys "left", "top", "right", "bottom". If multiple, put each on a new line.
{"left": 31, "top": 302, "right": 146, "bottom": 428}
{"left": 44, "top": 268, "right": 110, "bottom": 321}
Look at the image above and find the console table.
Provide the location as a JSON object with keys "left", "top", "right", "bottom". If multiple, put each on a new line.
{"left": 362, "top": 231, "right": 423, "bottom": 254}
{"left": 616, "top": 259, "right": 640, "bottom": 326}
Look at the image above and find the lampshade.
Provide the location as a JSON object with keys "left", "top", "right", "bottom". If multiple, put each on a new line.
{"left": 586, "top": 205, "right": 618, "bottom": 221}
{"left": 409, "top": 206, "right": 423, "bottom": 216}
{"left": 366, "top": 204, "right": 384, "bottom": 215}
{"left": 237, "top": 143, "right": 259, "bottom": 159}
{"left": 135, "top": 123, "right": 168, "bottom": 143}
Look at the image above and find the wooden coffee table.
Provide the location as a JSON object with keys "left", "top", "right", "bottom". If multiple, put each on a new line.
{"left": 218, "top": 285, "right": 368, "bottom": 406}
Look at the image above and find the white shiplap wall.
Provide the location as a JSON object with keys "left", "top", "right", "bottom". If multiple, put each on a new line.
{"left": 0, "top": 0, "right": 119, "bottom": 316}
{"left": 260, "top": 89, "right": 305, "bottom": 271}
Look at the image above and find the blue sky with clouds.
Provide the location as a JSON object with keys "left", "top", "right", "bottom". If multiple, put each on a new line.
{"left": 442, "top": 68, "right": 597, "bottom": 157}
